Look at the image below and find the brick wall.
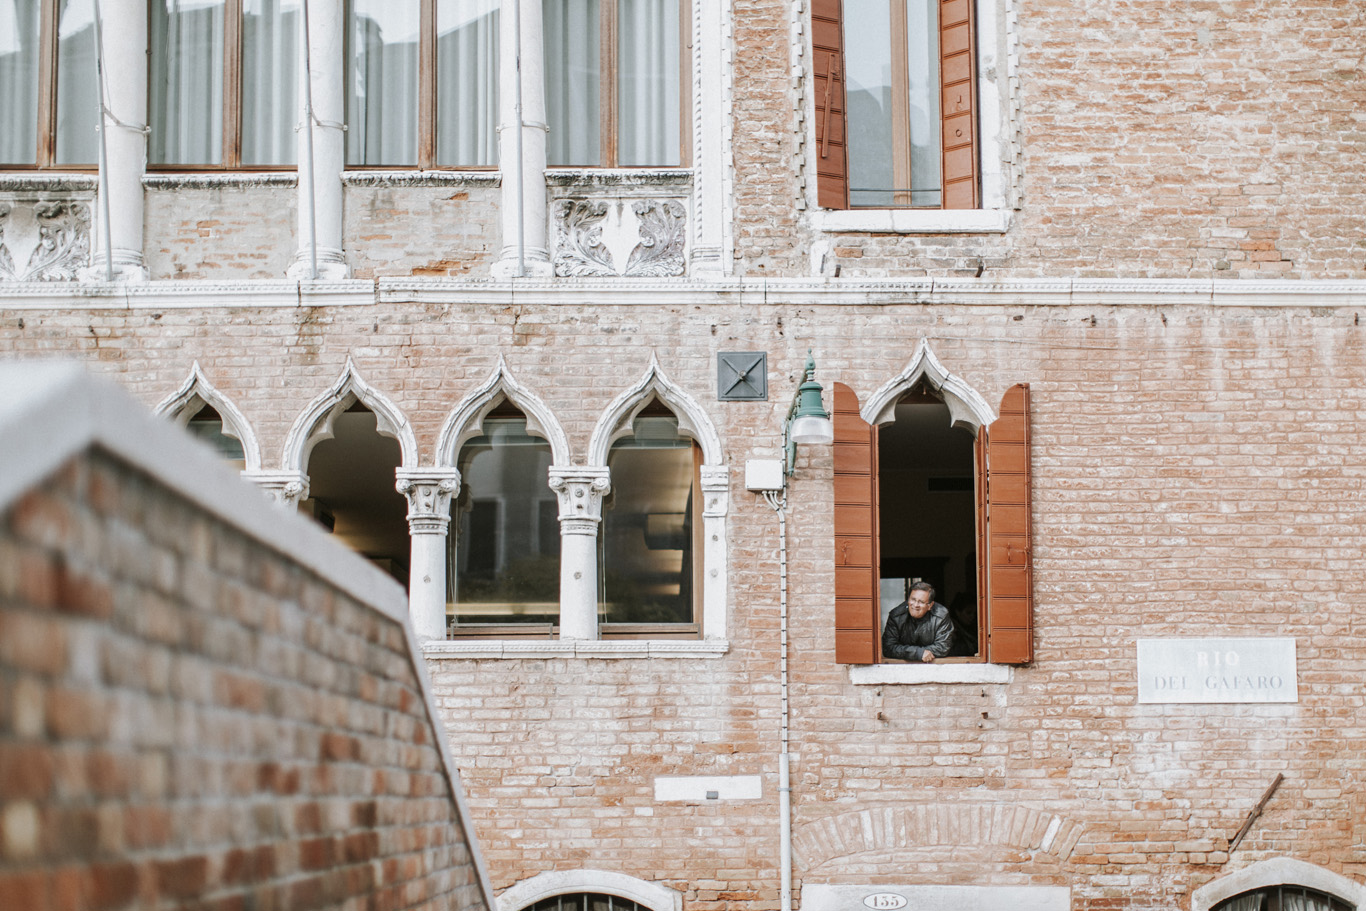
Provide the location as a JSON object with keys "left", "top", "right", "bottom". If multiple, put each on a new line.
{"left": 144, "top": 184, "right": 298, "bottom": 281}
{"left": 0, "top": 391, "right": 491, "bottom": 911}
{"left": 343, "top": 183, "right": 501, "bottom": 281}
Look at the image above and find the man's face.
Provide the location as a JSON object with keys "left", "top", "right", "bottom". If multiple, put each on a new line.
{"left": 907, "top": 590, "right": 932, "bottom": 619}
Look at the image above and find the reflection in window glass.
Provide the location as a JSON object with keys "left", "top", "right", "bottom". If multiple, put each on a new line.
{"left": 600, "top": 413, "right": 696, "bottom": 625}
{"left": 436, "top": 0, "right": 499, "bottom": 166}
{"left": 242, "top": 0, "right": 300, "bottom": 166}
{"left": 543, "top": 0, "right": 600, "bottom": 166}
{"left": 843, "top": 0, "right": 940, "bottom": 207}
{"left": 346, "top": 0, "right": 419, "bottom": 165}
{"left": 617, "top": 0, "right": 679, "bottom": 166}
{"left": 55, "top": 0, "right": 98, "bottom": 164}
{"left": 450, "top": 416, "right": 559, "bottom": 627}
{"left": 149, "top": 0, "right": 226, "bottom": 165}
{"left": 186, "top": 404, "right": 246, "bottom": 472}
{"left": 0, "top": 1, "right": 43, "bottom": 165}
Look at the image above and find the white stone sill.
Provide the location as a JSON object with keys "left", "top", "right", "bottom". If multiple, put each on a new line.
{"left": 815, "top": 207, "right": 1011, "bottom": 234}
{"left": 849, "top": 663, "right": 1014, "bottom": 685}
{"left": 422, "top": 639, "right": 730, "bottom": 659}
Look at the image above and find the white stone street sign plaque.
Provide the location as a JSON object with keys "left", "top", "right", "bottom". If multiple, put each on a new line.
{"left": 1137, "top": 638, "right": 1298, "bottom": 703}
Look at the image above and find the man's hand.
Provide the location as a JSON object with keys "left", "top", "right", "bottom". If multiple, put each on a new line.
{"left": 921, "top": 652, "right": 936, "bottom": 663}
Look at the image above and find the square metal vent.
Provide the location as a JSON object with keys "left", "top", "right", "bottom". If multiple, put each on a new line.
{"left": 717, "top": 352, "right": 767, "bottom": 401}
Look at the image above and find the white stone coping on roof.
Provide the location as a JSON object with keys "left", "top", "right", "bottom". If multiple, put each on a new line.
{"left": 0, "top": 360, "right": 497, "bottom": 911}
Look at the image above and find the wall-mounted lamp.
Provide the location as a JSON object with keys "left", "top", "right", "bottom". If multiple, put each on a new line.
{"left": 784, "top": 351, "right": 834, "bottom": 475}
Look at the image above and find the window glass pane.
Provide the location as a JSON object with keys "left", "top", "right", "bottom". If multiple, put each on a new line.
{"left": 450, "top": 417, "right": 559, "bottom": 626}
{"left": 346, "top": 0, "right": 419, "bottom": 165}
{"left": 601, "top": 415, "right": 695, "bottom": 624}
{"left": 843, "top": 0, "right": 894, "bottom": 206}
{"left": 149, "top": 0, "right": 225, "bottom": 165}
{"left": 186, "top": 405, "right": 246, "bottom": 471}
{"left": 0, "top": 0, "right": 43, "bottom": 164}
{"left": 617, "top": 0, "right": 679, "bottom": 166}
{"left": 906, "top": 0, "right": 940, "bottom": 205}
{"left": 242, "top": 0, "right": 300, "bottom": 166}
{"left": 543, "top": 0, "right": 600, "bottom": 166}
{"left": 436, "top": 0, "right": 499, "bottom": 166}
{"left": 55, "top": 0, "right": 98, "bottom": 164}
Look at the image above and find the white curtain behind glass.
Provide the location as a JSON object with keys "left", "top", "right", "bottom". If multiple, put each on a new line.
{"left": 242, "top": 0, "right": 299, "bottom": 166}
{"left": 0, "top": 0, "right": 42, "bottom": 163}
{"left": 149, "top": 0, "right": 225, "bottom": 165}
{"left": 906, "top": 0, "right": 939, "bottom": 205}
{"left": 617, "top": 0, "right": 678, "bottom": 166}
{"left": 55, "top": 0, "right": 99, "bottom": 165}
{"left": 346, "top": 0, "right": 418, "bottom": 165}
{"left": 543, "top": 0, "right": 599, "bottom": 166}
{"left": 436, "top": 0, "right": 498, "bottom": 166}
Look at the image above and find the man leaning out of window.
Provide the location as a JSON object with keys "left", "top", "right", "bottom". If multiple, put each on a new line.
{"left": 882, "top": 581, "right": 954, "bottom": 663}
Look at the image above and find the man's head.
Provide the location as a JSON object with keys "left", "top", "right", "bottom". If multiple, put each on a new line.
{"left": 907, "top": 581, "right": 934, "bottom": 618}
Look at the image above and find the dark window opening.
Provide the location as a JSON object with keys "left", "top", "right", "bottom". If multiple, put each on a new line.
{"left": 185, "top": 404, "right": 246, "bottom": 473}
{"left": 523, "top": 894, "right": 649, "bottom": 911}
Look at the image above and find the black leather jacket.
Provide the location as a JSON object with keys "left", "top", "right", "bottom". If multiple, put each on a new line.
{"left": 882, "top": 601, "right": 954, "bottom": 662}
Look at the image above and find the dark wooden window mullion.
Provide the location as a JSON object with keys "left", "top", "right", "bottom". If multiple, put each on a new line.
{"left": 36, "top": 0, "right": 59, "bottom": 166}
{"left": 223, "top": 0, "right": 243, "bottom": 168}
{"left": 419, "top": 0, "right": 437, "bottom": 168}
{"left": 601, "top": 0, "right": 618, "bottom": 167}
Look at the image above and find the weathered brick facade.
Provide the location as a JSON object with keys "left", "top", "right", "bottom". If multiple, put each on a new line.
{"left": 2, "top": 0, "right": 1366, "bottom": 909}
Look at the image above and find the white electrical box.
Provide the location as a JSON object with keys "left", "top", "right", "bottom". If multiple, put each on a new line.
{"left": 745, "top": 458, "right": 785, "bottom": 491}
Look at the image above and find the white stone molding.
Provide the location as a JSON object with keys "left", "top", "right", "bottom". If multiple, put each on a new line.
{"left": 699, "top": 465, "right": 731, "bottom": 640}
{"left": 242, "top": 469, "right": 310, "bottom": 509}
{"left": 689, "top": 0, "right": 732, "bottom": 277}
{"left": 396, "top": 469, "right": 461, "bottom": 642}
{"left": 547, "top": 466, "right": 612, "bottom": 640}
{"left": 288, "top": 0, "right": 350, "bottom": 281}
{"left": 1191, "top": 858, "right": 1366, "bottom": 911}
{"left": 498, "top": 870, "right": 683, "bottom": 911}
{"left": 587, "top": 354, "right": 723, "bottom": 467}
{"left": 81, "top": 0, "right": 148, "bottom": 283}
{"left": 423, "top": 639, "right": 729, "bottom": 659}
{"left": 861, "top": 338, "right": 997, "bottom": 433}
{"left": 282, "top": 358, "right": 419, "bottom": 474}
{"left": 154, "top": 361, "right": 263, "bottom": 472}
{"left": 849, "top": 663, "right": 1013, "bottom": 686}
{"left": 435, "top": 356, "right": 570, "bottom": 467}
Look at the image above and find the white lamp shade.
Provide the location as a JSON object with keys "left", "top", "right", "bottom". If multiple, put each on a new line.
{"left": 789, "top": 414, "right": 834, "bottom": 446}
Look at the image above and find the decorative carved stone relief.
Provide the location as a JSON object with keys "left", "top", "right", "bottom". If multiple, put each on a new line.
{"left": 553, "top": 198, "right": 687, "bottom": 278}
{"left": 0, "top": 199, "right": 91, "bottom": 282}
{"left": 548, "top": 467, "right": 612, "bottom": 536}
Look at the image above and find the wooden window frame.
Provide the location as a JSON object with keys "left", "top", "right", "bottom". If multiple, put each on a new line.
{"left": 812, "top": 0, "right": 979, "bottom": 210}
{"left": 833, "top": 382, "right": 1032, "bottom": 665}
{"left": 8, "top": 0, "right": 95, "bottom": 170}
{"left": 553, "top": 0, "right": 693, "bottom": 169}
{"left": 147, "top": 0, "right": 297, "bottom": 172}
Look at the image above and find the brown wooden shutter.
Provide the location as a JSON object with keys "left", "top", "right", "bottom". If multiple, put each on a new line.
{"left": 832, "top": 382, "right": 879, "bottom": 663}
{"left": 984, "top": 384, "right": 1032, "bottom": 663}
{"left": 939, "top": 0, "right": 979, "bottom": 209}
{"left": 812, "top": 0, "right": 849, "bottom": 209}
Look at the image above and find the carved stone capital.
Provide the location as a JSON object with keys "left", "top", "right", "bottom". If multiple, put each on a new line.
{"left": 701, "top": 465, "right": 730, "bottom": 518}
{"left": 548, "top": 466, "right": 612, "bottom": 532}
{"left": 553, "top": 197, "right": 687, "bottom": 277}
{"left": 242, "top": 470, "right": 310, "bottom": 509}
{"left": 396, "top": 469, "right": 461, "bottom": 534}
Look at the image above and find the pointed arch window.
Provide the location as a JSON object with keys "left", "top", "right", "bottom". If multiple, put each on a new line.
{"left": 185, "top": 404, "right": 247, "bottom": 472}
{"left": 600, "top": 400, "right": 701, "bottom": 635}
{"left": 448, "top": 406, "right": 559, "bottom": 633}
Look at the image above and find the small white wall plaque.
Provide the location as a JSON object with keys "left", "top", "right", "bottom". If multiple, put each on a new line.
{"left": 804, "top": 884, "right": 1069, "bottom": 911}
{"left": 653, "top": 775, "right": 762, "bottom": 802}
{"left": 1137, "top": 638, "right": 1298, "bottom": 704}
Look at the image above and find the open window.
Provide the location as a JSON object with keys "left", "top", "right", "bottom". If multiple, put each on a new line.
{"left": 833, "top": 380, "right": 1031, "bottom": 664}
{"left": 813, "top": 0, "right": 978, "bottom": 209}
{"left": 447, "top": 405, "right": 559, "bottom": 635}
{"left": 599, "top": 400, "right": 701, "bottom": 637}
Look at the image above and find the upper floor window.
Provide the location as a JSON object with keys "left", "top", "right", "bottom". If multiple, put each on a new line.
{"left": 148, "top": 0, "right": 301, "bottom": 168}
{"left": 345, "top": 0, "right": 499, "bottom": 167}
{"left": 1213, "top": 886, "right": 1353, "bottom": 911}
{"left": 544, "top": 0, "right": 688, "bottom": 167}
{"left": 448, "top": 410, "right": 559, "bottom": 633}
{"left": 833, "top": 379, "right": 1030, "bottom": 664}
{"left": 0, "top": 0, "right": 98, "bottom": 168}
{"left": 812, "top": 0, "right": 978, "bottom": 209}
{"left": 600, "top": 405, "right": 699, "bottom": 635}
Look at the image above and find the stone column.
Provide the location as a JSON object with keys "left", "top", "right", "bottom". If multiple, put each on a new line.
{"left": 288, "top": 0, "right": 349, "bottom": 280}
{"left": 700, "top": 466, "right": 730, "bottom": 638}
{"left": 491, "top": 0, "right": 553, "bottom": 278}
{"left": 242, "top": 470, "right": 310, "bottom": 510}
{"left": 688, "top": 0, "right": 728, "bottom": 278}
{"left": 396, "top": 470, "right": 460, "bottom": 642}
{"left": 82, "top": 0, "right": 148, "bottom": 282}
{"left": 548, "top": 467, "right": 611, "bottom": 639}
